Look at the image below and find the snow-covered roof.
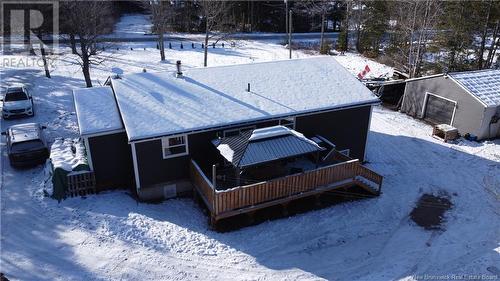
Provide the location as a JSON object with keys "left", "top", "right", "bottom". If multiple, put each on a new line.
{"left": 212, "top": 126, "right": 324, "bottom": 168}
{"left": 111, "top": 57, "right": 380, "bottom": 141}
{"left": 73, "top": 87, "right": 124, "bottom": 136}
{"left": 449, "top": 69, "right": 500, "bottom": 107}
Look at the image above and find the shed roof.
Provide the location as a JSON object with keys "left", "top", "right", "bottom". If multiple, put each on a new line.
{"left": 111, "top": 57, "right": 380, "bottom": 142}
{"left": 448, "top": 69, "right": 500, "bottom": 107}
{"left": 73, "top": 87, "right": 124, "bottom": 136}
{"left": 212, "top": 126, "right": 324, "bottom": 168}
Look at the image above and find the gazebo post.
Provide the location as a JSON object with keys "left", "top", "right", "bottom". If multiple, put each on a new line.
{"left": 315, "top": 151, "right": 320, "bottom": 168}
{"left": 212, "top": 164, "right": 217, "bottom": 215}
{"left": 236, "top": 167, "right": 241, "bottom": 186}
{"left": 212, "top": 164, "right": 217, "bottom": 189}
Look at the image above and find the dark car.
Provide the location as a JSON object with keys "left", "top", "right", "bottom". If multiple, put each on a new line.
{"left": 2, "top": 123, "right": 49, "bottom": 168}
{"left": 1, "top": 86, "right": 34, "bottom": 119}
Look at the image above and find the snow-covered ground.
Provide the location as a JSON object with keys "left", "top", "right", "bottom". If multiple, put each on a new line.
{"left": 1, "top": 38, "right": 499, "bottom": 281}
{"left": 108, "top": 13, "right": 152, "bottom": 38}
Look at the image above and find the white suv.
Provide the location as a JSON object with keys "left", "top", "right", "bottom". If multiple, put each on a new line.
{"left": 1, "top": 86, "right": 34, "bottom": 119}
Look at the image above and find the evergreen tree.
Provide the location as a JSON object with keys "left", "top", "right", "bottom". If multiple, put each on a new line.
{"left": 358, "top": 1, "right": 388, "bottom": 57}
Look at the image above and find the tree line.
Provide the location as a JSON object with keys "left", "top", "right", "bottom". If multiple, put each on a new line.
{"left": 17, "top": 1, "right": 500, "bottom": 86}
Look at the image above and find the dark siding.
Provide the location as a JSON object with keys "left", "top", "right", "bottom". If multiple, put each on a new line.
{"left": 88, "top": 132, "right": 134, "bottom": 190}
{"left": 295, "top": 106, "right": 371, "bottom": 161}
{"left": 135, "top": 140, "right": 189, "bottom": 187}
{"left": 134, "top": 106, "right": 374, "bottom": 187}
{"left": 135, "top": 120, "right": 280, "bottom": 187}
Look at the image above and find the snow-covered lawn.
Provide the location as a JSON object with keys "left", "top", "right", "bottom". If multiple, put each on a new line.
{"left": 1, "top": 41, "right": 499, "bottom": 281}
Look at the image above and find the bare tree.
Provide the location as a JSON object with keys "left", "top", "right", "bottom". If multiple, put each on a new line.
{"left": 388, "top": 0, "right": 442, "bottom": 77}
{"left": 60, "top": 4, "right": 77, "bottom": 54}
{"left": 294, "top": 0, "right": 336, "bottom": 53}
{"left": 145, "top": 0, "right": 174, "bottom": 61}
{"left": 199, "top": 0, "right": 229, "bottom": 67}
{"left": 477, "top": 0, "right": 493, "bottom": 69}
{"left": 486, "top": 20, "right": 499, "bottom": 68}
{"left": 62, "top": 1, "right": 114, "bottom": 87}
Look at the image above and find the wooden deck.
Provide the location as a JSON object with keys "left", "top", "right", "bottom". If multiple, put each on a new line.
{"left": 190, "top": 157, "right": 383, "bottom": 225}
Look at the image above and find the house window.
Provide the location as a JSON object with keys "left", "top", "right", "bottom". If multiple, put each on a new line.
{"left": 279, "top": 117, "right": 295, "bottom": 129}
{"left": 161, "top": 135, "right": 188, "bottom": 159}
{"left": 223, "top": 125, "right": 256, "bottom": 137}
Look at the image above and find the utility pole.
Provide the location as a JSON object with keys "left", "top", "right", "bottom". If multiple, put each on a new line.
{"left": 289, "top": 9, "right": 292, "bottom": 59}
{"left": 285, "top": 0, "right": 288, "bottom": 34}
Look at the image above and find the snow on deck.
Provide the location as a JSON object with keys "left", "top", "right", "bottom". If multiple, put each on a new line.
{"left": 112, "top": 57, "right": 380, "bottom": 141}
{"left": 73, "top": 87, "right": 123, "bottom": 136}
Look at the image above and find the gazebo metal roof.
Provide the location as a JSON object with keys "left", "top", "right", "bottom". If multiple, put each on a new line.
{"left": 212, "top": 126, "right": 325, "bottom": 168}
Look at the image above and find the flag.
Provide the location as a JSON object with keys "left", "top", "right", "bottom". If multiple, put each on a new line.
{"left": 357, "top": 65, "right": 371, "bottom": 79}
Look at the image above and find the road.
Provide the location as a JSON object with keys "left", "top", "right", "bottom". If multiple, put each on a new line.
{"left": 2, "top": 32, "right": 340, "bottom": 44}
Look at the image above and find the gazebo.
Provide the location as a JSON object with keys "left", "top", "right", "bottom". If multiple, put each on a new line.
{"left": 212, "top": 126, "right": 326, "bottom": 188}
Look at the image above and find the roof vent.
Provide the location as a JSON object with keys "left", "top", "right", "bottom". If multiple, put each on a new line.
{"left": 176, "top": 60, "right": 183, "bottom": 77}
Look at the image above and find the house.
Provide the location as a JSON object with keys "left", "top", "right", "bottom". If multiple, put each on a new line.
{"left": 400, "top": 69, "right": 500, "bottom": 140}
{"left": 73, "top": 57, "right": 383, "bottom": 224}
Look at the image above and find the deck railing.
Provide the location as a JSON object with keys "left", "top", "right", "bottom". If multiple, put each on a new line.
{"left": 190, "top": 160, "right": 215, "bottom": 212}
{"left": 354, "top": 164, "right": 384, "bottom": 193}
{"left": 190, "top": 158, "right": 383, "bottom": 220}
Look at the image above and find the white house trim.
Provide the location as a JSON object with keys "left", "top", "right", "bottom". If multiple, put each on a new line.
{"left": 131, "top": 142, "right": 141, "bottom": 190}
{"left": 83, "top": 137, "right": 94, "bottom": 171}
{"left": 82, "top": 129, "right": 126, "bottom": 139}
{"left": 404, "top": 73, "right": 444, "bottom": 82}
{"left": 363, "top": 105, "right": 373, "bottom": 162}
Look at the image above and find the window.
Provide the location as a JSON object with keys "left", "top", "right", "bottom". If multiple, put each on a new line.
{"left": 5, "top": 91, "right": 28, "bottom": 102}
{"left": 223, "top": 125, "right": 256, "bottom": 137}
{"left": 279, "top": 117, "right": 295, "bottom": 129}
{"left": 161, "top": 135, "right": 188, "bottom": 159}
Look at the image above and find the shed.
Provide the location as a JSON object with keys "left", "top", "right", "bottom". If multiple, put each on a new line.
{"left": 400, "top": 69, "right": 500, "bottom": 140}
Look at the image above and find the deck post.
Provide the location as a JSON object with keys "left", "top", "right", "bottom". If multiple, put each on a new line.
{"left": 209, "top": 215, "right": 217, "bottom": 230}
{"left": 247, "top": 211, "right": 255, "bottom": 225}
{"left": 314, "top": 194, "right": 322, "bottom": 208}
{"left": 378, "top": 177, "right": 383, "bottom": 195}
{"left": 281, "top": 202, "right": 289, "bottom": 217}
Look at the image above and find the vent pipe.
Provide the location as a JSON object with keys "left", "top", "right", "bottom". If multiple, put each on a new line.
{"left": 176, "top": 60, "right": 183, "bottom": 77}
{"left": 247, "top": 83, "right": 250, "bottom": 92}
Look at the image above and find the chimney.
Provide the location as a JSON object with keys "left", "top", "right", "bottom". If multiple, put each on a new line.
{"left": 247, "top": 83, "right": 251, "bottom": 92}
{"left": 176, "top": 60, "right": 183, "bottom": 77}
